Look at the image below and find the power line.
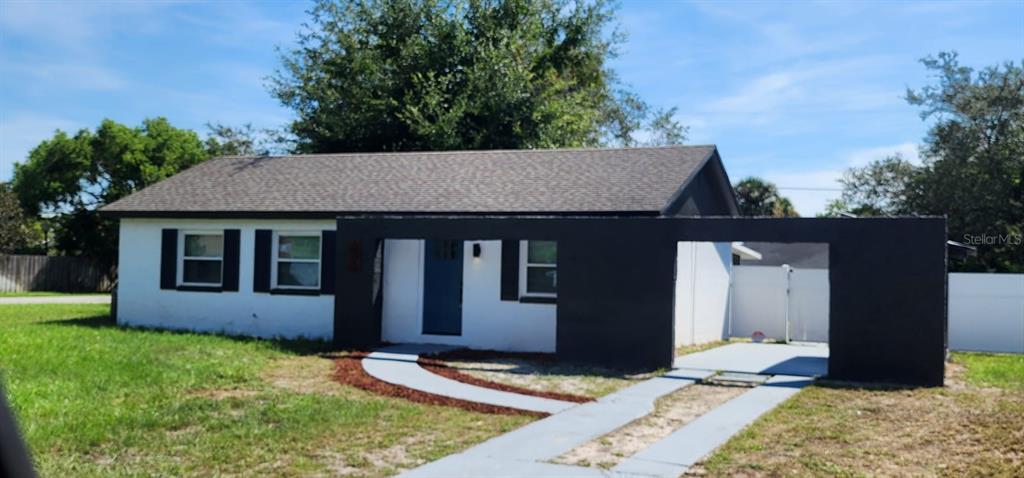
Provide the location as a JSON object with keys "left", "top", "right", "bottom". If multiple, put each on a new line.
{"left": 776, "top": 186, "right": 843, "bottom": 192}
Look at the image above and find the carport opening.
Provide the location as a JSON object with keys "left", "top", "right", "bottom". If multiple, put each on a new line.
{"left": 673, "top": 241, "right": 830, "bottom": 378}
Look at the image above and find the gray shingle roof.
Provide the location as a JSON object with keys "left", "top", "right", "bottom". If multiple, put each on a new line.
{"left": 102, "top": 145, "right": 717, "bottom": 216}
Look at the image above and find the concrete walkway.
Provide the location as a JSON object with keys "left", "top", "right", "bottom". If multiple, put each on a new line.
{"left": 399, "top": 368, "right": 714, "bottom": 478}
{"left": 612, "top": 374, "right": 813, "bottom": 477}
{"left": 362, "top": 344, "right": 578, "bottom": 414}
{"left": 673, "top": 342, "right": 829, "bottom": 377}
{"left": 391, "top": 343, "right": 821, "bottom": 478}
{"left": 0, "top": 295, "right": 110, "bottom": 305}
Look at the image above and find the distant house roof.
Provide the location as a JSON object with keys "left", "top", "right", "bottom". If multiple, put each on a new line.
{"left": 738, "top": 242, "right": 829, "bottom": 269}
{"left": 102, "top": 145, "right": 733, "bottom": 217}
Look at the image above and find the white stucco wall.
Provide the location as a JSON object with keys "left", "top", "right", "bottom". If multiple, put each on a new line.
{"left": 674, "top": 241, "right": 732, "bottom": 346}
{"left": 117, "top": 218, "right": 335, "bottom": 340}
{"left": 381, "top": 240, "right": 557, "bottom": 352}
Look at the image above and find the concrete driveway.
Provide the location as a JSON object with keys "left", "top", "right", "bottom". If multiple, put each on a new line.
{"left": 673, "top": 342, "right": 829, "bottom": 377}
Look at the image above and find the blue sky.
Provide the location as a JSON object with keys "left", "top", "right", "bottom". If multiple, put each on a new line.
{"left": 1, "top": 1, "right": 1021, "bottom": 215}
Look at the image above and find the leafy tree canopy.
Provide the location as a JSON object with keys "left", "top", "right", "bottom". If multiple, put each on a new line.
{"left": 271, "top": 0, "right": 685, "bottom": 153}
{"left": 822, "top": 154, "right": 918, "bottom": 217}
{"left": 0, "top": 182, "right": 44, "bottom": 254}
{"left": 825, "top": 52, "right": 1022, "bottom": 272}
{"left": 733, "top": 177, "right": 799, "bottom": 218}
{"left": 12, "top": 118, "right": 216, "bottom": 266}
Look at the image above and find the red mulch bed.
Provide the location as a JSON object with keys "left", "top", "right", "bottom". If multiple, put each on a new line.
{"left": 332, "top": 352, "right": 547, "bottom": 417}
{"left": 418, "top": 351, "right": 594, "bottom": 404}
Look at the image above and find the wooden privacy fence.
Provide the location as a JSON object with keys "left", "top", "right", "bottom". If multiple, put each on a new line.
{"left": 0, "top": 255, "right": 114, "bottom": 293}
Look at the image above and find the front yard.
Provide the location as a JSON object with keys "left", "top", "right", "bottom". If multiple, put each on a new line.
{"left": 0, "top": 304, "right": 529, "bottom": 477}
{"left": 3, "top": 303, "right": 1022, "bottom": 477}
{"left": 698, "top": 352, "right": 1024, "bottom": 476}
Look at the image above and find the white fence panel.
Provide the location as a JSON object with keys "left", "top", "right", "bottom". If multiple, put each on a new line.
{"left": 729, "top": 268, "right": 1022, "bottom": 353}
{"left": 729, "top": 266, "right": 789, "bottom": 340}
{"left": 788, "top": 268, "right": 829, "bottom": 342}
{"left": 948, "top": 273, "right": 1024, "bottom": 353}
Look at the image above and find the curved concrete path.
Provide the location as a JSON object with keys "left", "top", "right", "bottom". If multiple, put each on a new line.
{"left": 362, "top": 344, "right": 577, "bottom": 414}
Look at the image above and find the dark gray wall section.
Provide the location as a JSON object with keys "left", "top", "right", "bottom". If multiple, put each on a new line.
{"left": 334, "top": 216, "right": 947, "bottom": 386}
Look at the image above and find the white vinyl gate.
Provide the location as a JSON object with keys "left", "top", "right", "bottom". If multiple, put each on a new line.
{"left": 728, "top": 268, "right": 1023, "bottom": 353}
{"left": 729, "top": 265, "right": 829, "bottom": 343}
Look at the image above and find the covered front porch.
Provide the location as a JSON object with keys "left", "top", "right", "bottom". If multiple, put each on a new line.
{"left": 332, "top": 215, "right": 947, "bottom": 386}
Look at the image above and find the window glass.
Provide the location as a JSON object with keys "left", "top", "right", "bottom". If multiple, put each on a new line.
{"left": 278, "top": 236, "right": 320, "bottom": 259}
{"left": 277, "top": 262, "right": 319, "bottom": 287}
{"left": 181, "top": 233, "right": 223, "bottom": 285}
{"left": 274, "top": 234, "right": 321, "bottom": 289}
{"left": 527, "top": 240, "right": 557, "bottom": 264}
{"left": 183, "top": 260, "right": 222, "bottom": 284}
{"left": 526, "top": 266, "right": 557, "bottom": 294}
{"left": 185, "top": 234, "right": 223, "bottom": 257}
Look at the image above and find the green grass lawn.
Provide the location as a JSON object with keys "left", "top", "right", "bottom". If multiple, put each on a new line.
{"left": 0, "top": 304, "right": 529, "bottom": 477}
{"left": 698, "top": 351, "right": 1024, "bottom": 476}
{"left": 955, "top": 351, "right": 1024, "bottom": 389}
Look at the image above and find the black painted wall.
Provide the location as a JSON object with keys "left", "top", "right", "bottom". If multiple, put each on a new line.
{"left": 334, "top": 216, "right": 947, "bottom": 386}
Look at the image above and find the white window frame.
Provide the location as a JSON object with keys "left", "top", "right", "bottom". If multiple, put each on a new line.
{"left": 271, "top": 231, "right": 322, "bottom": 290}
{"left": 519, "top": 240, "right": 557, "bottom": 298}
{"left": 178, "top": 230, "right": 224, "bottom": 287}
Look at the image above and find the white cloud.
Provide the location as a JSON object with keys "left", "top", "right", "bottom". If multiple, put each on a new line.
{"left": 1, "top": 61, "right": 126, "bottom": 91}
{"left": 701, "top": 57, "right": 901, "bottom": 129}
{"left": 0, "top": 1, "right": 173, "bottom": 53}
{"left": 845, "top": 142, "right": 920, "bottom": 166}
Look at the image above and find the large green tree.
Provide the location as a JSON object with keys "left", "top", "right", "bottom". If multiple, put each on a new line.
{"left": 271, "top": 0, "right": 685, "bottom": 153}
{"left": 0, "top": 182, "right": 44, "bottom": 254}
{"left": 826, "top": 52, "right": 1022, "bottom": 272}
{"left": 822, "top": 154, "right": 918, "bottom": 217}
{"left": 733, "top": 177, "right": 799, "bottom": 217}
{"left": 12, "top": 118, "right": 213, "bottom": 267}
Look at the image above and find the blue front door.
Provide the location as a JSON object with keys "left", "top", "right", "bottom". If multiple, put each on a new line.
{"left": 422, "top": 240, "right": 463, "bottom": 335}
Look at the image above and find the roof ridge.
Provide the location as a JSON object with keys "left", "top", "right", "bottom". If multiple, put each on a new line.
{"left": 212, "top": 144, "right": 717, "bottom": 161}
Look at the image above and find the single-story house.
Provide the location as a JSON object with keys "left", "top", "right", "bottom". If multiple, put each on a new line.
{"left": 102, "top": 146, "right": 743, "bottom": 353}
{"left": 102, "top": 145, "right": 950, "bottom": 386}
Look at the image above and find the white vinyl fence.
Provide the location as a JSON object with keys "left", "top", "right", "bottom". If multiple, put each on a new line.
{"left": 948, "top": 273, "right": 1024, "bottom": 353}
{"left": 729, "top": 265, "right": 829, "bottom": 343}
{"left": 728, "top": 267, "right": 1024, "bottom": 354}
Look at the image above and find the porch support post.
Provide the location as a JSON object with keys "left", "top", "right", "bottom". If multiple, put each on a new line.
{"left": 333, "top": 224, "right": 383, "bottom": 349}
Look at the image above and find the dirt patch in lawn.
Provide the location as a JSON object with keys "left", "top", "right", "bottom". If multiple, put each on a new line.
{"left": 262, "top": 354, "right": 357, "bottom": 396}
{"left": 695, "top": 365, "right": 1024, "bottom": 476}
{"left": 427, "top": 349, "right": 656, "bottom": 398}
{"left": 418, "top": 356, "right": 592, "bottom": 403}
{"left": 553, "top": 384, "right": 747, "bottom": 469}
{"left": 332, "top": 352, "right": 546, "bottom": 417}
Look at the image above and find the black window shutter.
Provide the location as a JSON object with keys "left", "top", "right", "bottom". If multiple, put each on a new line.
{"left": 160, "top": 229, "right": 178, "bottom": 289}
{"left": 253, "top": 229, "right": 272, "bottom": 292}
{"left": 320, "top": 230, "right": 337, "bottom": 294}
{"left": 500, "top": 240, "right": 519, "bottom": 301}
{"left": 222, "top": 229, "right": 240, "bottom": 291}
